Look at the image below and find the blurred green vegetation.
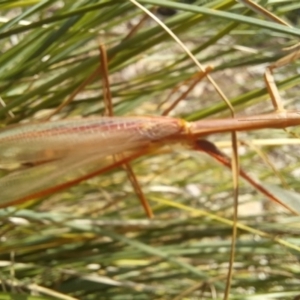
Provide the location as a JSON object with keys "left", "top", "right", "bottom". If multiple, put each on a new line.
{"left": 1, "top": 1, "right": 300, "bottom": 299}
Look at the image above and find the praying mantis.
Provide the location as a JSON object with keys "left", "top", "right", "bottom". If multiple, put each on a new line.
{"left": 1, "top": 103, "right": 300, "bottom": 214}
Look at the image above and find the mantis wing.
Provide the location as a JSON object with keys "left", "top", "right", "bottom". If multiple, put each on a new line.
{"left": 0, "top": 149, "right": 144, "bottom": 207}
{"left": 0, "top": 116, "right": 180, "bottom": 166}
{"left": 0, "top": 116, "right": 183, "bottom": 207}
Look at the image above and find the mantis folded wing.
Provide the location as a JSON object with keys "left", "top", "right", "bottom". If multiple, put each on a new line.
{"left": 0, "top": 116, "right": 184, "bottom": 206}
